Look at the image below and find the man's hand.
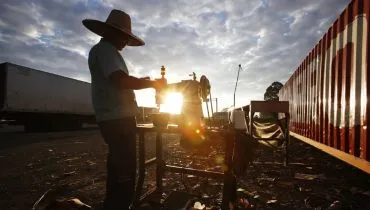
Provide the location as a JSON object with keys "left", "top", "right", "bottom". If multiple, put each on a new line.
{"left": 152, "top": 79, "right": 167, "bottom": 90}
{"left": 139, "top": 76, "right": 167, "bottom": 90}
{"left": 110, "top": 71, "right": 167, "bottom": 90}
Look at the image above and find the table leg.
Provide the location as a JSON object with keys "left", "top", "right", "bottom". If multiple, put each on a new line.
{"left": 156, "top": 131, "right": 164, "bottom": 191}
{"left": 134, "top": 130, "right": 145, "bottom": 207}
{"left": 221, "top": 131, "right": 236, "bottom": 209}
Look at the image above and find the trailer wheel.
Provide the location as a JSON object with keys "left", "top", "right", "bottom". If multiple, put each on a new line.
{"left": 24, "top": 117, "right": 53, "bottom": 132}
{"left": 24, "top": 121, "right": 48, "bottom": 132}
{"left": 24, "top": 123, "right": 36, "bottom": 132}
{"left": 69, "top": 121, "right": 82, "bottom": 130}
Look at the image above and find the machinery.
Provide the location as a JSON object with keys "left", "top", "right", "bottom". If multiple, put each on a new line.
{"left": 134, "top": 66, "right": 254, "bottom": 209}
{"left": 155, "top": 66, "right": 212, "bottom": 147}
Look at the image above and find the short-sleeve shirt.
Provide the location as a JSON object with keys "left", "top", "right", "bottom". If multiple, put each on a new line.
{"left": 88, "top": 40, "right": 138, "bottom": 122}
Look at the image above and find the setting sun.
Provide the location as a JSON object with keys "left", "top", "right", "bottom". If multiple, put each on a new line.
{"left": 159, "top": 92, "right": 183, "bottom": 114}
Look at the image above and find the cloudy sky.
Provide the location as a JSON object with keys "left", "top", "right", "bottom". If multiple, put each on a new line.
{"left": 0, "top": 0, "right": 350, "bottom": 111}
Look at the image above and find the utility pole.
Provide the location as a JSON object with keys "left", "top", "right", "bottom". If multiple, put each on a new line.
{"left": 210, "top": 98, "right": 218, "bottom": 112}
{"left": 214, "top": 98, "right": 218, "bottom": 112}
{"left": 233, "top": 64, "right": 242, "bottom": 108}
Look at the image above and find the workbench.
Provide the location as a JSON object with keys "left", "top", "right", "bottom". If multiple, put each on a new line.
{"left": 133, "top": 123, "right": 237, "bottom": 209}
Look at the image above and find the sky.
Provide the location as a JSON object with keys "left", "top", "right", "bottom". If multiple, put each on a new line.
{"left": 0, "top": 0, "right": 351, "bottom": 111}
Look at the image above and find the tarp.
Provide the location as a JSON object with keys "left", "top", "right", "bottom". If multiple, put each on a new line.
{"left": 251, "top": 118, "right": 286, "bottom": 147}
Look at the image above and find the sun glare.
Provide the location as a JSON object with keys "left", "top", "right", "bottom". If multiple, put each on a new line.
{"left": 159, "top": 92, "right": 183, "bottom": 114}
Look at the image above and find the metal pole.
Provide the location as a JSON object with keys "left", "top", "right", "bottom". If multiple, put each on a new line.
{"left": 233, "top": 64, "right": 242, "bottom": 108}
{"left": 134, "top": 129, "right": 146, "bottom": 208}
{"left": 156, "top": 130, "right": 163, "bottom": 191}
{"left": 205, "top": 100, "right": 211, "bottom": 126}
{"left": 210, "top": 98, "right": 218, "bottom": 112}
{"left": 215, "top": 98, "right": 218, "bottom": 112}
{"left": 210, "top": 92, "right": 214, "bottom": 116}
{"left": 221, "top": 130, "right": 237, "bottom": 209}
{"left": 142, "top": 107, "right": 145, "bottom": 122}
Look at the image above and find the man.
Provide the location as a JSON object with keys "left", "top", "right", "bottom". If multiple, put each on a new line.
{"left": 82, "top": 10, "right": 165, "bottom": 209}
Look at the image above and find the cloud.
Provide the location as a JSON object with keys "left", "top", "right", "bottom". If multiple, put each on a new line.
{"left": 0, "top": 0, "right": 351, "bottom": 109}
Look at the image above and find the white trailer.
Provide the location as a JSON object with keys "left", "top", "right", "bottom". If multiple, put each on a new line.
{"left": 0, "top": 62, "right": 95, "bottom": 131}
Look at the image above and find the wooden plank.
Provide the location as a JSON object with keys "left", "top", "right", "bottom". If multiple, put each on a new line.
{"left": 291, "top": 131, "right": 370, "bottom": 174}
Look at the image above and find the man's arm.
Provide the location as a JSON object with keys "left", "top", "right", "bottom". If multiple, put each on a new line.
{"left": 109, "top": 71, "right": 162, "bottom": 90}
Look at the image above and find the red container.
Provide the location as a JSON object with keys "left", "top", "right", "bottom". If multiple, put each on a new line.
{"left": 279, "top": 0, "right": 369, "bottom": 174}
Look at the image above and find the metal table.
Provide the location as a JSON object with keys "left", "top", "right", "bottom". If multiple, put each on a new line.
{"left": 133, "top": 124, "right": 237, "bottom": 209}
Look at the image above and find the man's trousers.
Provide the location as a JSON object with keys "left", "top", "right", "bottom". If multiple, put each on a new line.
{"left": 98, "top": 117, "right": 137, "bottom": 210}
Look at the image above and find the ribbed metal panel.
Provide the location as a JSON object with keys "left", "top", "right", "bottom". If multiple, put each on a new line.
{"left": 279, "top": 0, "right": 369, "bottom": 172}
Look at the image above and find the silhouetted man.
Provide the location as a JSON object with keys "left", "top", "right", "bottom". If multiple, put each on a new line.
{"left": 83, "top": 9, "right": 165, "bottom": 210}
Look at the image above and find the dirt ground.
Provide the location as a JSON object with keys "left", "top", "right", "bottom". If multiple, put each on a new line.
{"left": 0, "top": 126, "right": 369, "bottom": 210}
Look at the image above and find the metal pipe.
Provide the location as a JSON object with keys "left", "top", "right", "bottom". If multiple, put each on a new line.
{"left": 164, "top": 165, "right": 224, "bottom": 179}
{"left": 145, "top": 157, "right": 156, "bottom": 166}
{"left": 139, "top": 187, "right": 158, "bottom": 202}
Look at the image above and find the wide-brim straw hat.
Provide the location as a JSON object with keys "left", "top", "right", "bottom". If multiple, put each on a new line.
{"left": 82, "top": 9, "right": 145, "bottom": 46}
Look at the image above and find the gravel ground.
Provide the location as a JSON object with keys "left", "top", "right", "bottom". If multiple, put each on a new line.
{"left": 0, "top": 127, "right": 369, "bottom": 210}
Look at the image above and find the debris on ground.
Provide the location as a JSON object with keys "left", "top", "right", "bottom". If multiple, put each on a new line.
{"left": 0, "top": 131, "right": 369, "bottom": 209}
